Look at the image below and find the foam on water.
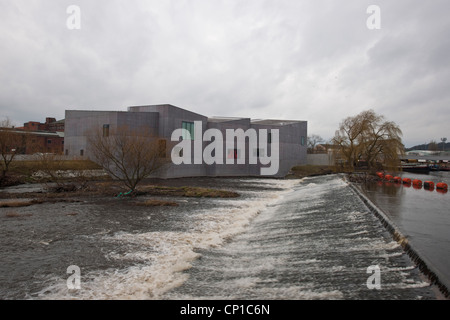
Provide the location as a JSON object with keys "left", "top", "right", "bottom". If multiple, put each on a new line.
{"left": 34, "top": 178, "right": 300, "bottom": 300}
{"left": 161, "top": 175, "right": 439, "bottom": 300}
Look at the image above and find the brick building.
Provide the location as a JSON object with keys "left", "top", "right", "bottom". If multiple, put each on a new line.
{"left": 20, "top": 118, "right": 65, "bottom": 132}
{"left": 1, "top": 117, "right": 66, "bottom": 154}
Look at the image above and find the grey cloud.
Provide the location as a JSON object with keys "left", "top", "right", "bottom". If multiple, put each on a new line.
{"left": 1, "top": 0, "right": 449, "bottom": 146}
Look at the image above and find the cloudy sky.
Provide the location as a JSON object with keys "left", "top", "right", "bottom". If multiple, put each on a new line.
{"left": 1, "top": 0, "right": 449, "bottom": 147}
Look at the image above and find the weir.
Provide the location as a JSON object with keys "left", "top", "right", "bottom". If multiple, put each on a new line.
{"left": 163, "top": 175, "right": 438, "bottom": 300}
{"left": 347, "top": 178, "right": 450, "bottom": 298}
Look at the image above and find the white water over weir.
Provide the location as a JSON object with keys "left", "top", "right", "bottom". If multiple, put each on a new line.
{"left": 162, "top": 175, "right": 440, "bottom": 300}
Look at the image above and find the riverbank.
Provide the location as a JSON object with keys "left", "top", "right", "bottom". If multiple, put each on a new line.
{"left": 0, "top": 164, "right": 384, "bottom": 214}
{"left": 285, "top": 165, "right": 341, "bottom": 179}
{"left": 0, "top": 164, "right": 338, "bottom": 204}
{"left": 0, "top": 178, "right": 241, "bottom": 212}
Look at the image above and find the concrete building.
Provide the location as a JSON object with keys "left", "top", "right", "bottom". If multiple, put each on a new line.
{"left": 65, "top": 104, "right": 307, "bottom": 178}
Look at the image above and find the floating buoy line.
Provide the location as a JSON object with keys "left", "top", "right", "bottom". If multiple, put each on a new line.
{"left": 376, "top": 172, "right": 448, "bottom": 194}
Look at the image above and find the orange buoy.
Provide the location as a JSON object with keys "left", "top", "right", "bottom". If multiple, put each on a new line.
{"left": 424, "top": 181, "right": 435, "bottom": 190}
{"left": 402, "top": 178, "right": 412, "bottom": 185}
{"left": 393, "top": 176, "right": 402, "bottom": 183}
{"left": 412, "top": 179, "right": 422, "bottom": 189}
{"left": 385, "top": 175, "right": 393, "bottom": 181}
{"left": 376, "top": 172, "right": 384, "bottom": 179}
{"left": 436, "top": 182, "right": 448, "bottom": 190}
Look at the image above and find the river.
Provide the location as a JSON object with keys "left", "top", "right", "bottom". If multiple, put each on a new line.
{"left": 0, "top": 175, "right": 446, "bottom": 300}
{"left": 357, "top": 170, "right": 450, "bottom": 295}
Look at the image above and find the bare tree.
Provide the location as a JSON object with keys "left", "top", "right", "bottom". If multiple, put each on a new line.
{"left": 332, "top": 110, "right": 404, "bottom": 170}
{"left": 87, "top": 125, "right": 169, "bottom": 192}
{"left": 307, "top": 134, "right": 324, "bottom": 154}
{"left": 0, "top": 118, "right": 26, "bottom": 180}
{"left": 428, "top": 140, "right": 438, "bottom": 152}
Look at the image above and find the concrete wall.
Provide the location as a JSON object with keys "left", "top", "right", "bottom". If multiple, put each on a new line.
{"left": 65, "top": 110, "right": 118, "bottom": 157}
{"left": 65, "top": 105, "right": 308, "bottom": 178}
{"left": 65, "top": 110, "right": 159, "bottom": 157}
{"left": 128, "top": 104, "right": 208, "bottom": 138}
{"left": 307, "top": 153, "right": 335, "bottom": 166}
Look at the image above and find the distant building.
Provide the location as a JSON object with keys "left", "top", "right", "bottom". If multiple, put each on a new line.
{"left": 64, "top": 104, "right": 308, "bottom": 178}
{"left": 18, "top": 117, "right": 65, "bottom": 132}
{"left": 25, "top": 131, "right": 64, "bottom": 154}
{"left": 1, "top": 117, "right": 65, "bottom": 154}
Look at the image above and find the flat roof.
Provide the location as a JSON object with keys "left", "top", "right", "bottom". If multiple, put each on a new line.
{"left": 251, "top": 119, "right": 304, "bottom": 126}
{"left": 207, "top": 117, "right": 249, "bottom": 123}
{"left": 0, "top": 129, "right": 64, "bottom": 137}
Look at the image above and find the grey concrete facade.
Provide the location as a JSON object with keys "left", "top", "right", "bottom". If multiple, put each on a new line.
{"left": 307, "top": 153, "right": 336, "bottom": 166}
{"left": 65, "top": 104, "right": 307, "bottom": 178}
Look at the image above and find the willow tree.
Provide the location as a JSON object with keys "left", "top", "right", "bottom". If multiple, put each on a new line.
{"left": 332, "top": 110, "right": 404, "bottom": 170}
{"left": 87, "top": 125, "right": 169, "bottom": 192}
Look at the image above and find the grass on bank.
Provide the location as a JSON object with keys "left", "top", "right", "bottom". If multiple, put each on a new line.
{"left": 139, "top": 185, "right": 240, "bottom": 198}
{"left": 286, "top": 165, "right": 339, "bottom": 179}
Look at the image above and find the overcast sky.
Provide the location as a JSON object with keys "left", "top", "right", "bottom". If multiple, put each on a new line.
{"left": 1, "top": 0, "right": 449, "bottom": 147}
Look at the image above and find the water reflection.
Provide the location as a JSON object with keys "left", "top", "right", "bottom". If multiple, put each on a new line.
{"left": 359, "top": 171, "right": 450, "bottom": 291}
{"left": 362, "top": 181, "right": 405, "bottom": 219}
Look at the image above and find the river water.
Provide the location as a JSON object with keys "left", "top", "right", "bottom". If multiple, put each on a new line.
{"left": 0, "top": 175, "right": 446, "bottom": 300}
{"left": 357, "top": 170, "right": 450, "bottom": 295}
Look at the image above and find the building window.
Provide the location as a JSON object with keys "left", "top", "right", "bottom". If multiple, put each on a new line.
{"left": 80, "top": 149, "right": 84, "bottom": 156}
{"left": 301, "top": 136, "right": 306, "bottom": 146}
{"left": 182, "top": 121, "right": 194, "bottom": 140}
{"left": 103, "top": 124, "right": 110, "bottom": 137}
{"left": 65, "top": 149, "right": 69, "bottom": 156}
{"left": 268, "top": 132, "right": 272, "bottom": 144}
{"left": 47, "top": 139, "right": 52, "bottom": 144}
